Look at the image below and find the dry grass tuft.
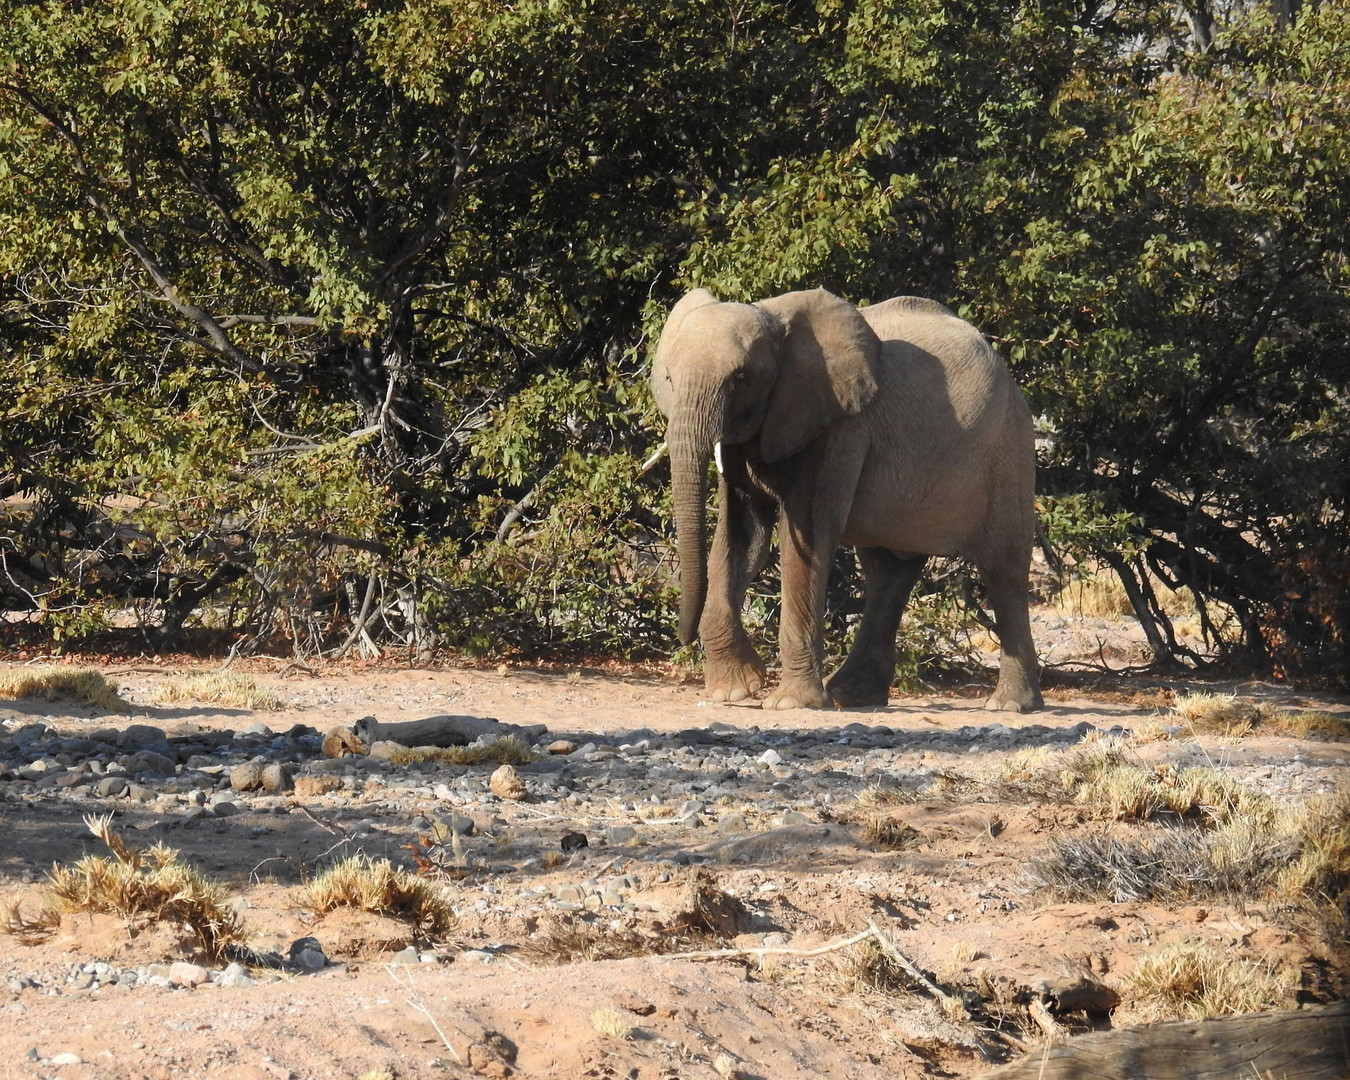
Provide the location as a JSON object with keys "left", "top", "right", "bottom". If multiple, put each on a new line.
{"left": 3, "top": 814, "right": 246, "bottom": 958}
{"left": 0, "top": 665, "right": 128, "bottom": 712}
{"left": 386, "top": 735, "right": 536, "bottom": 767}
{"left": 591, "top": 1006, "right": 634, "bottom": 1039}
{"left": 1274, "top": 791, "right": 1350, "bottom": 912}
{"left": 1055, "top": 568, "right": 1192, "bottom": 620}
{"left": 1169, "top": 692, "right": 1262, "bottom": 734}
{"left": 1126, "top": 940, "right": 1295, "bottom": 1020}
{"left": 1057, "top": 739, "right": 1272, "bottom": 825}
{"left": 856, "top": 783, "right": 902, "bottom": 809}
{"left": 153, "top": 671, "right": 281, "bottom": 711}
{"left": 1167, "top": 693, "right": 1349, "bottom": 741}
{"left": 950, "top": 940, "right": 984, "bottom": 963}
{"left": 305, "top": 856, "right": 455, "bottom": 937}
{"left": 865, "top": 816, "right": 925, "bottom": 851}
{"left": 1276, "top": 710, "right": 1350, "bottom": 740}
{"left": 2, "top": 896, "right": 61, "bottom": 941}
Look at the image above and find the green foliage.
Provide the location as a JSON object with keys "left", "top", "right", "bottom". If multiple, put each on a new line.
{"left": 0, "top": 0, "right": 1347, "bottom": 681}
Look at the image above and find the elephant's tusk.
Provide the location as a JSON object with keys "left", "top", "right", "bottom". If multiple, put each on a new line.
{"left": 639, "top": 442, "right": 668, "bottom": 474}
{"left": 714, "top": 441, "right": 724, "bottom": 475}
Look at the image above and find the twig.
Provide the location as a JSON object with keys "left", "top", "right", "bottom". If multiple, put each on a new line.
{"left": 1028, "top": 998, "right": 1064, "bottom": 1042}
{"left": 294, "top": 804, "right": 347, "bottom": 836}
{"left": 662, "top": 926, "right": 877, "bottom": 963}
{"left": 664, "top": 920, "right": 959, "bottom": 1010}
{"left": 387, "top": 966, "right": 464, "bottom": 1065}
{"left": 865, "top": 918, "right": 957, "bottom": 1006}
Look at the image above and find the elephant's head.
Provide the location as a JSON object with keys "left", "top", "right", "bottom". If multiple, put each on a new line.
{"left": 650, "top": 288, "right": 881, "bottom": 645}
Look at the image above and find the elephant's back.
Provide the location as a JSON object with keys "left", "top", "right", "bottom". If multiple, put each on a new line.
{"left": 862, "top": 297, "right": 1011, "bottom": 432}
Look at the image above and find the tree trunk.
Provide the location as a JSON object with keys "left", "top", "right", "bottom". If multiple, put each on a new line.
{"left": 973, "top": 1000, "right": 1350, "bottom": 1080}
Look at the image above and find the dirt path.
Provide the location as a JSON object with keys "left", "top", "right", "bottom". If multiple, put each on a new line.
{"left": 2, "top": 659, "right": 1347, "bottom": 1080}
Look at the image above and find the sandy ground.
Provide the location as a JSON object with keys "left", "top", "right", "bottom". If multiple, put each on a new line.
{"left": 1, "top": 642, "right": 1348, "bottom": 1080}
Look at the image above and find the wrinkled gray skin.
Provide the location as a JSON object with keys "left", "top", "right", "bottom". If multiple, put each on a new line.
{"left": 650, "top": 287, "right": 1042, "bottom": 712}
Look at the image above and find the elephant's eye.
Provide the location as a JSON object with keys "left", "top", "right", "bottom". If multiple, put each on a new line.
{"left": 729, "top": 370, "right": 750, "bottom": 386}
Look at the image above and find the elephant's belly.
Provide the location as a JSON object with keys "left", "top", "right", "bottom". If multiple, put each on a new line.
{"left": 842, "top": 502, "right": 978, "bottom": 558}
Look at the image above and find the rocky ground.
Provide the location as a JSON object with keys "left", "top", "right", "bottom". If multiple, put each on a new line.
{"left": 1, "top": 618, "right": 1348, "bottom": 1080}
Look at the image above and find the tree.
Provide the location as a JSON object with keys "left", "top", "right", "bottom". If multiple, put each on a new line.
{"left": 2, "top": 0, "right": 1347, "bottom": 681}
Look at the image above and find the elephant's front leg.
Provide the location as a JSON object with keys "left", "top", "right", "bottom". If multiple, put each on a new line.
{"left": 761, "top": 500, "right": 843, "bottom": 711}
{"left": 700, "top": 480, "right": 774, "bottom": 702}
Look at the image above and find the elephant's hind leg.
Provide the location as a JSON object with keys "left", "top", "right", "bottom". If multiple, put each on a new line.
{"left": 977, "top": 560, "right": 1043, "bottom": 714}
{"left": 826, "top": 549, "right": 927, "bottom": 707}
{"left": 701, "top": 480, "right": 774, "bottom": 702}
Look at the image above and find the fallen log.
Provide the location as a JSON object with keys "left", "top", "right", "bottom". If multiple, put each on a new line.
{"left": 323, "top": 714, "right": 548, "bottom": 757}
{"left": 974, "top": 1000, "right": 1350, "bottom": 1080}
{"left": 354, "top": 714, "right": 546, "bottom": 749}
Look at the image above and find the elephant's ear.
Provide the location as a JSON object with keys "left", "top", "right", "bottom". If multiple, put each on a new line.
{"left": 650, "top": 288, "right": 720, "bottom": 418}
{"left": 756, "top": 289, "right": 880, "bottom": 463}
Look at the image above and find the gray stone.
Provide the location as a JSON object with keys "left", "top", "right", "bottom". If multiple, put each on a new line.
{"left": 8, "top": 723, "right": 52, "bottom": 746}
{"left": 126, "top": 784, "right": 158, "bottom": 802}
{"left": 716, "top": 813, "right": 748, "bottom": 834}
{"left": 127, "top": 750, "right": 178, "bottom": 776}
{"left": 118, "top": 724, "right": 169, "bottom": 749}
{"left": 168, "top": 961, "right": 211, "bottom": 988}
{"left": 95, "top": 776, "right": 128, "bottom": 798}
{"left": 216, "top": 962, "right": 254, "bottom": 988}
{"left": 605, "top": 825, "right": 638, "bottom": 845}
{"left": 288, "top": 936, "right": 327, "bottom": 970}
{"left": 230, "top": 759, "right": 265, "bottom": 792}
{"left": 259, "top": 762, "right": 293, "bottom": 793}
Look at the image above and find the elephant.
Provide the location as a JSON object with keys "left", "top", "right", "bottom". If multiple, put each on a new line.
{"left": 649, "top": 287, "right": 1042, "bottom": 713}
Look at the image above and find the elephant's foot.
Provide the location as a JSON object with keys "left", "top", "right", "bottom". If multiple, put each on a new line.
{"left": 825, "top": 662, "right": 892, "bottom": 708}
{"left": 983, "top": 680, "right": 1044, "bottom": 714}
{"left": 704, "top": 652, "right": 766, "bottom": 703}
{"left": 762, "top": 677, "right": 830, "bottom": 710}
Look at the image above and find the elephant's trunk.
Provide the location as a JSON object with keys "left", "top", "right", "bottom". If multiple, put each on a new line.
{"left": 669, "top": 422, "right": 713, "bottom": 646}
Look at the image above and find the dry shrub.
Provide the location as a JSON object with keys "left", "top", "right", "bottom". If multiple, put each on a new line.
{"left": 834, "top": 937, "right": 918, "bottom": 996}
{"left": 0, "top": 665, "right": 127, "bottom": 712}
{"left": 518, "top": 915, "right": 669, "bottom": 965}
{"left": 3, "top": 814, "right": 246, "bottom": 958}
{"left": 1024, "top": 828, "right": 1282, "bottom": 904}
{"left": 153, "top": 671, "right": 281, "bottom": 711}
{"left": 305, "top": 856, "right": 454, "bottom": 937}
{"left": 1025, "top": 791, "right": 1347, "bottom": 912}
{"left": 386, "top": 735, "right": 535, "bottom": 767}
{"left": 1126, "top": 941, "right": 1296, "bottom": 1020}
